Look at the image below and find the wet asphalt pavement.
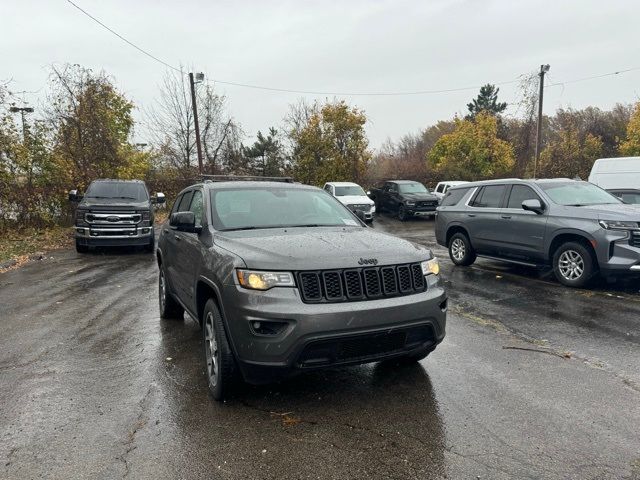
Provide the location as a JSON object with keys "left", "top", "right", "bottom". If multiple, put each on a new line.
{"left": 1, "top": 216, "right": 639, "bottom": 479}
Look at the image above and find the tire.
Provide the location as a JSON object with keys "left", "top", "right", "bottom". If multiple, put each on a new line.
{"left": 144, "top": 234, "right": 155, "bottom": 253}
{"left": 202, "top": 299, "right": 238, "bottom": 401}
{"left": 398, "top": 205, "right": 408, "bottom": 221}
{"left": 75, "top": 240, "right": 89, "bottom": 254}
{"left": 448, "top": 232, "right": 476, "bottom": 266}
{"left": 552, "top": 241, "right": 596, "bottom": 288}
{"left": 158, "top": 267, "right": 184, "bottom": 319}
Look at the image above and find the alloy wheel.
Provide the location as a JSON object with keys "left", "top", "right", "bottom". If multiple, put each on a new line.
{"left": 451, "top": 238, "right": 466, "bottom": 261}
{"left": 159, "top": 271, "right": 166, "bottom": 311}
{"left": 558, "top": 250, "right": 584, "bottom": 281}
{"left": 204, "top": 312, "right": 219, "bottom": 387}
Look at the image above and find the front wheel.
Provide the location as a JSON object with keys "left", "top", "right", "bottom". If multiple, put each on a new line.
{"left": 398, "top": 205, "right": 408, "bottom": 221}
{"left": 448, "top": 232, "right": 476, "bottom": 266}
{"left": 75, "top": 240, "right": 88, "bottom": 253}
{"left": 203, "top": 299, "right": 238, "bottom": 401}
{"left": 552, "top": 242, "right": 596, "bottom": 288}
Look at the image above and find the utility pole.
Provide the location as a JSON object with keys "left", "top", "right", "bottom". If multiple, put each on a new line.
{"left": 534, "top": 64, "right": 550, "bottom": 178}
{"left": 9, "top": 106, "right": 34, "bottom": 142}
{"left": 189, "top": 72, "right": 205, "bottom": 175}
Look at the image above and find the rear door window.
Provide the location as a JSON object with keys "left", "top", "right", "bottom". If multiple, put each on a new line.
{"left": 470, "top": 185, "right": 506, "bottom": 208}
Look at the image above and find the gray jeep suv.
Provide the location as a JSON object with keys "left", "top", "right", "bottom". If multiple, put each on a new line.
{"left": 157, "top": 178, "right": 447, "bottom": 400}
{"left": 435, "top": 178, "right": 640, "bottom": 287}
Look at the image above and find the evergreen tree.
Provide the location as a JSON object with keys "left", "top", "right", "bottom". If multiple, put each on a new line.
{"left": 466, "top": 84, "right": 508, "bottom": 119}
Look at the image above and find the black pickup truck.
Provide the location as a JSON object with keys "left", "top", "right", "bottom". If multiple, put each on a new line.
{"left": 69, "top": 179, "right": 165, "bottom": 253}
{"left": 368, "top": 180, "right": 439, "bottom": 221}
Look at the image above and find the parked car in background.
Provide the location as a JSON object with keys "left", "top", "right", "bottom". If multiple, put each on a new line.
{"left": 608, "top": 189, "right": 640, "bottom": 205}
{"left": 70, "top": 179, "right": 165, "bottom": 253}
{"left": 157, "top": 177, "right": 447, "bottom": 400}
{"left": 589, "top": 156, "right": 640, "bottom": 192}
{"left": 435, "top": 178, "right": 640, "bottom": 287}
{"left": 323, "top": 181, "right": 375, "bottom": 222}
{"left": 368, "top": 180, "right": 439, "bottom": 221}
{"left": 433, "top": 181, "right": 469, "bottom": 203}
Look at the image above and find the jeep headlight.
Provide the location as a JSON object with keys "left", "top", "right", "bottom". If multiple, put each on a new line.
{"left": 237, "top": 269, "right": 295, "bottom": 290}
{"left": 598, "top": 220, "right": 638, "bottom": 230}
{"left": 405, "top": 201, "right": 416, "bottom": 206}
{"left": 421, "top": 258, "right": 440, "bottom": 276}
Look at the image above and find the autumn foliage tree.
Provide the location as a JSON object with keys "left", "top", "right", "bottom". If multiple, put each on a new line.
{"left": 620, "top": 102, "right": 640, "bottom": 156}
{"left": 428, "top": 112, "right": 515, "bottom": 180}
{"left": 288, "top": 100, "right": 371, "bottom": 186}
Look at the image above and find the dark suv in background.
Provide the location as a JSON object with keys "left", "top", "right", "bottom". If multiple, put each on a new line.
{"left": 157, "top": 177, "right": 447, "bottom": 400}
{"left": 435, "top": 178, "right": 640, "bottom": 287}
{"left": 70, "top": 179, "right": 165, "bottom": 253}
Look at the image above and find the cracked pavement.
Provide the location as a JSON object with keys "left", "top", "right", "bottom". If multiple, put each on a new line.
{"left": 1, "top": 216, "right": 639, "bottom": 479}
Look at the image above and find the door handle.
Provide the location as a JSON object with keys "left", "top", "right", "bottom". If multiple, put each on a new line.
{"left": 501, "top": 215, "right": 512, "bottom": 219}
{"left": 467, "top": 213, "right": 476, "bottom": 217}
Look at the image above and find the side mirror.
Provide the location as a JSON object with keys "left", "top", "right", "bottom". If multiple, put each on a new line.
{"left": 68, "top": 189, "right": 82, "bottom": 202}
{"left": 152, "top": 192, "right": 166, "bottom": 204}
{"left": 522, "top": 199, "right": 544, "bottom": 214}
{"left": 170, "top": 211, "right": 202, "bottom": 233}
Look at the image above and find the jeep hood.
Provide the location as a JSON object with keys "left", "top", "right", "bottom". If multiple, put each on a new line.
{"left": 214, "top": 227, "right": 432, "bottom": 270}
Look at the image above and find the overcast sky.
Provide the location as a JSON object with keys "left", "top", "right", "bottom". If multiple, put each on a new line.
{"left": 3, "top": 0, "right": 639, "bottom": 149}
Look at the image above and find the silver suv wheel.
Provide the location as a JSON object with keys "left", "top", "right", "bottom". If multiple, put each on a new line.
{"left": 451, "top": 238, "right": 466, "bottom": 261}
{"left": 204, "top": 312, "right": 219, "bottom": 387}
{"left": 558, "top": 249, "right": 584, "bottom": 281}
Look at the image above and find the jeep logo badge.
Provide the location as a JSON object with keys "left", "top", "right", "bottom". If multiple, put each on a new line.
{"left": 358, "top": 258, "right": 378, "bottom": 265}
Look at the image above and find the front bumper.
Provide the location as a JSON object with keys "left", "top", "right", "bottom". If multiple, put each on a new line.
{"left": 406, "top": 206, "right": 437, "bottom": 216}
{"left": 74, "top": 226, "right": 153, "bottom": 247}
{"left": 220, "top": 279, "right": 447, "bottom": 384}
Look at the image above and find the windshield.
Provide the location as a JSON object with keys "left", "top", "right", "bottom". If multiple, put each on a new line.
{"left": 334, "top": 185, "right": 366, "bottom": 196}
{"left": 538, "top": 182, "right": 621, "bottom": 206}
{"left": 398, "top": 182, "right": 428, "bottom": 194}
{"left": 210, "top": 187, "right": 361, "bottom": 230}
{"left": 86, "top": 182, "right": 148, "bottom": 201}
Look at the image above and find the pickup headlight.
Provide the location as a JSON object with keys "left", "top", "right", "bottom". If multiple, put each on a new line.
{"left": 75, "top": 209, "right": 88, "bottom": 226}
{"left": 370, "top": 204, "right": 376, "bottom": 213}
{"left": 421, "top": 258, "right": 440, "bottom": 276}
{"left": 237, "top": 269, "right": 295, "bottom": 290}
{"left": 598, "top": 220, "right": 639, "bottom": 230}
{"left": 405, "top": 201, "right": 416, "bottom": 206}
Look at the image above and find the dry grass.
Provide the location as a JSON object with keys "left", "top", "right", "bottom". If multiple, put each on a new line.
{"left": 0, "top": 226, "right": 72, "bottom": 270}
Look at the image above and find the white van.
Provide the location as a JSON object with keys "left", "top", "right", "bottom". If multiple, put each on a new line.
{"left": 588, "top": 157, "right": 640, "bottom": 204}
{"left": 589, "top": 157, "right": 640, "bottom": 189}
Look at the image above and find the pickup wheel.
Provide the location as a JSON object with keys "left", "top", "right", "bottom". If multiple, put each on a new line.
{"left": 448, "top": 232, "right": 476, "bottom": 266}
{"left": 552, "top": 241, "right": 596, "bottom": 288}
{"left": 203, "top": 299, "right": 238, "bottom": 401}
{"left": 158, "top": 268, "right": 184, "bottom": 319}
{"left": 144, "top": 234, "right": 155, "bottom": 253}
{"left": 75, "top": 240, "right": 88, "bottom": 254}
{"left": 398, "top": 205, "right": 408, "bottom": 221}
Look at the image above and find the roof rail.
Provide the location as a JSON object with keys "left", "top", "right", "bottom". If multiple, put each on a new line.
{"left": 200, "top": 174, "right": 295, "bottom": 183}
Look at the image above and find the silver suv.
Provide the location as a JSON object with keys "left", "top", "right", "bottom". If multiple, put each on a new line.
{"left": 435, "top": 178, "right": 640, "bottom": 287}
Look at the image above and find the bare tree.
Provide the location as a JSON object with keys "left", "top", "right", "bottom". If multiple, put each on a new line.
{"left": 146, "top": 69, "right": 240, "bottom": 177}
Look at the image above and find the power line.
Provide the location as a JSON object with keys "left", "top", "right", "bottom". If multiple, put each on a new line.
{"left": 66, "top": 0, "right": 640, "bottom": 97}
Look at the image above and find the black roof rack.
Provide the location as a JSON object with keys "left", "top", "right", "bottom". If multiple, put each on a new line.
{"left": 200, "top": 174, "right": 294, "bottom": 183}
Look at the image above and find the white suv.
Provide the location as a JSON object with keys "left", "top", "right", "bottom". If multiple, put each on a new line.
{"left": 434, "top": 181, "right": 469, "bottom": 202}
{"left": 323, "top": 181, "right": 375, "bottom": 222}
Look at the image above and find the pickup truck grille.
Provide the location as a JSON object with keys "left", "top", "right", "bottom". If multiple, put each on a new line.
{"left": 85, "top": 212, "right": 141, "bottom": 225}
{"left": 297, "top": 263, "right": 426, "bottom": 303}
{"left": 417, "top": 201, "right": 437, "bottom": 208}
{"left": 630, "top": 231, "right": 640, "bottom": 248}
{"left": 347, "top": 204, "right": 371, "bottom": 212}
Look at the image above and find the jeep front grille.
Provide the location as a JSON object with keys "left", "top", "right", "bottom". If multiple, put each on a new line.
{"left": 297, "top": 263, "right": 426, "bottom": 303}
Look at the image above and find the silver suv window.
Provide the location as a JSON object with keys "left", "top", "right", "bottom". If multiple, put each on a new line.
{"left": 506, "top": 185, "right": 541, "bottom": 209}
{"left": 470, "top": 185, "right": 506, "bottom": 208}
